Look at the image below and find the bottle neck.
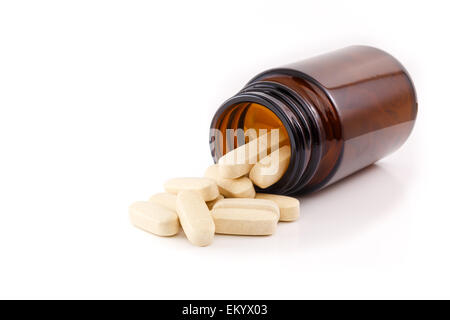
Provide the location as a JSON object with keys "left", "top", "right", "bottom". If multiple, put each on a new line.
{"left": 210, "top": 80, "right": 325, "bottom": 195}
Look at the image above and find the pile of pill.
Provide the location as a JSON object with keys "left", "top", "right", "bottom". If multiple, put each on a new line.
{"left": 129, "top": 129, "right": 300, "bottom": 246}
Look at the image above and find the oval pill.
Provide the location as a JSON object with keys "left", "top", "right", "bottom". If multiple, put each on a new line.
{"left": 218, "top": 130, "right": 288, "bottom": 179}
{"left": 204, "top": 164, "right": 255, "bottom": 198}
{"left": 255, "top": 193, "right": 300, "bottom": 222}
{"left": 164, "top": 177, "right": 219, "bottom": 201}
{"left": 212, "top": 198, "right": 280, "bottom": 221}
{"left": 211, "top": 208, "right": 278, "bottom": 236}
{"left": 217, "top": 162, "right": 253, "bottom": 181}
{"left": 249, "top": 145, "right": 291, "bottom": 189}
{"left": 176, "top": 190, "right": 215, "bottom": 246}
{"left": 148, "top": 192, "right": 177, "bottom": 211}
{"left": 129, "top": 201, "right": 180, "bottom": 236}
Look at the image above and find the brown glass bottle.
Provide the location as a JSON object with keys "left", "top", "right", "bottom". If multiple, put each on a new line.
{"left": 210, "top": 46, "right": 418, "bottom": 195}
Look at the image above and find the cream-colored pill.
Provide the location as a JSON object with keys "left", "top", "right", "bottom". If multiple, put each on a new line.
{"left": 212, "top": 198, "right": 280, "bottom": 221}
{"left": 204, "top": 164, "right": 255, "bottom": 198}
{"left": 211, "top": 208, "right": 278, "bottom": 236}
{"left": 255, "top": 193, "right": 300, "bottom": 222}
{"left": 249, "top": 145, "right": 291, "bottom": 189}
{"left": 218, "top": 130, "right": 288, "bottom": 179}
{"left": 176, "top": 190, "right": 215, "bottom": 246}
{"left": 164, "top": 177, "right": 219, "bottom": 201}
{"left": 206, "top": 194, "right": 224, "bottom": 210}
{"left": 152, "top": 184, "right": 223, "bottom": 211}
{"left": 129, "top": 201, "right": 180, "bottom": 236}
{"left": 148, "top": 192, "right": 177, "bottom": 211}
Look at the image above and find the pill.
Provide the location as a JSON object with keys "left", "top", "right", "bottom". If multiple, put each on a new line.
{"left": 218, "top": 130, "right": 288, "bottom": 179}
{"left": 129, "top": 201, "right": 180, "bottom": 236}
{"left": 204, "top": 164, "right": 255, "bottom": 198}
{"left": 255, "top": 193, "right": 300, "bottom": 222}
{"left": 176, "top": 190, "right": 215, "bottom": 246}
{"left": 164, "top": 177, "right": 219, "bottom": 201}
{"left": 206, "top": 194, "right": 224, "bottom": 210}
{"left": 249, "top": 145, "right": 291, "bottom": 189}
{"left": 212, "top": 198, "right": 280, "bottom": 221}
{"left": 148, "top": 192, "right": 177, "bottom": 211}
{"left": 211, "top": 207, "right": 278, "bottom": 236}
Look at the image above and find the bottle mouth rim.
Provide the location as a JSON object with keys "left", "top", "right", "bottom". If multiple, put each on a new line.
{"left": 209, "top": 81, "right": 324, "bottom": 195}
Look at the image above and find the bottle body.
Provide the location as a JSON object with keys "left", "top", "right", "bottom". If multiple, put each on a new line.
{"left": 210, "top": 46, "right": 417, "bottom": 195}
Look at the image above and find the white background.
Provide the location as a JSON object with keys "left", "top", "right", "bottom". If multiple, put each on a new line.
{"left": 0, "top": 1, "right": 449, "bottom": 299}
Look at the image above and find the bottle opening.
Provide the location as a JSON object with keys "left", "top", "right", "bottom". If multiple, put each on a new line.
{"left": 211, "top": 101, "right": 291, "bottom": 158}
{"left": 209, "top": 98, "right": 300, "bottom": 194}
